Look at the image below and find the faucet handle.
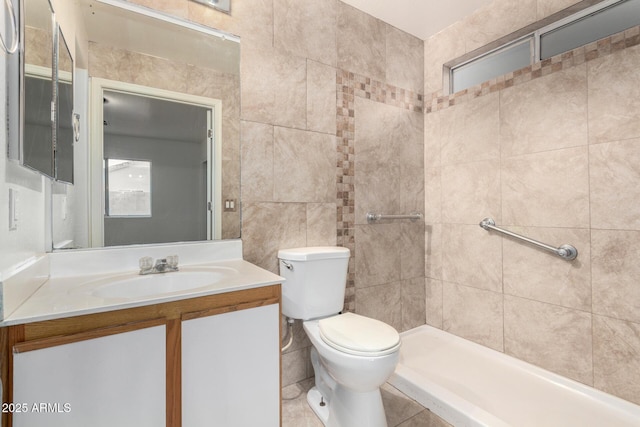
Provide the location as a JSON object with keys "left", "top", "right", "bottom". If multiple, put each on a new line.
{"left": 139, "top": 256, "right": 154, "bottom": 271}
{"left": 166, "top": 255, "right": 179, "bottom": 269}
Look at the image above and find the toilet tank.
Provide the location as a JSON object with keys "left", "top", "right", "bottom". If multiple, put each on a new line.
{"left": 277, "top": 246, "right": 350, "bottom": 320}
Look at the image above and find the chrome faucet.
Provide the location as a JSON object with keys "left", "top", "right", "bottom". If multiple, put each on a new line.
{"left": 139, "top": 255, "right": 179, "bottom": 275}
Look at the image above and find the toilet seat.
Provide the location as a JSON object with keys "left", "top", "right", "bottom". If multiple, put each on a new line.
{"left": 318, "top": 312, "right": 400, "bottom": 357}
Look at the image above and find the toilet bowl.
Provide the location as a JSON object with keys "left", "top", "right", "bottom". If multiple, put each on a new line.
{"left": 303, "top": 314, "right": 400, "bottom": 427}
{"left": 277, "top": 247, "right": 401, "bottom": 427}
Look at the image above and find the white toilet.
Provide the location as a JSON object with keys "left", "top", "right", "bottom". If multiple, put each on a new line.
{"left": 278, "top": 246, "right": 400, "bottom": 427}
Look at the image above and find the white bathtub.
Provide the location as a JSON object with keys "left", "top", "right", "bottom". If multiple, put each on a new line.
{"left": 388, "top": 325, "right": 640, "bottom": 427}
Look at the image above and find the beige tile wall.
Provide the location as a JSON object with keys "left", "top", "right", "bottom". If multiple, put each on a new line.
{"left": 424, "top": 0, "right": 640, "bottom": 405}
{"left": 130, "top": 0, "right": 425, "bottom": 387}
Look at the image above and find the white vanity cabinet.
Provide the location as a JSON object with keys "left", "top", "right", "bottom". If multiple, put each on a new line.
{"left": 1, "top": 285, "right": 281, "bottom": 427}
{"left": 12, "top": 323, "right": 166, "bottom": 427}
{"left": 182, "top": 303, "right": 280, "bottom": 427}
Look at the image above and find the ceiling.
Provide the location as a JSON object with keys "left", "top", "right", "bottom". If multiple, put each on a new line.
{"left": 340, "top": 0, "right": 493, "bottom": 40}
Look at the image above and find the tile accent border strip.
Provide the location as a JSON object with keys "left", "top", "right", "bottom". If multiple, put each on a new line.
{"left": 336, "top": 71, "right": 424, "bottom": 311}
{"left": 425, "top": 25, "right": 640, "bottom": 114}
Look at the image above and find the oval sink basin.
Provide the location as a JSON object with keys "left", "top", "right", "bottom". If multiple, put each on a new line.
{"left": 81, "top": 268, "right": 237, "bottom": 300}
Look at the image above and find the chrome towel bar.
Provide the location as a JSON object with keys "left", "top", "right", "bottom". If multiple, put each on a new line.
{"left": 479, "top": 218, "right": 578, "bottom": 261}
{"left": 366, "top": 212, "right": 424, "bottom": 223}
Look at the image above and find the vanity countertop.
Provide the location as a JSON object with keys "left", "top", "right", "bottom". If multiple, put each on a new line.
{"left": 1, "top": 257, "right": 283, "bottom": 327}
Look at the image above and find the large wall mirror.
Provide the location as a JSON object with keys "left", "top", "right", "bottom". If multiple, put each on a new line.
{"left": 51, "top": 0, "right": 240, "bottom": 250}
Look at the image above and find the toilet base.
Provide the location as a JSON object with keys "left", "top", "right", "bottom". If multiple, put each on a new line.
{"left": 307, "top": 385, "right": 388, "bottom": 427}
{"left": 307, "top": 387, "right": 330, "bottom": 425}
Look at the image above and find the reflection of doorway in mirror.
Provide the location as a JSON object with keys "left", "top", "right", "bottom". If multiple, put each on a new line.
{"left": 90, "top": 79, "right": 222, "bottom": 247}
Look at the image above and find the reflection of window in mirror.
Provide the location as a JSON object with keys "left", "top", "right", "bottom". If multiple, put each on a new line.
{"left": 105, "top": 159, "right": 151, "bottom": 217}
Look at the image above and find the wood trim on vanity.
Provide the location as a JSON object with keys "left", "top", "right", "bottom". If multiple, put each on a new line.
{"left": 166, "top": 318, "right": 182, "bottom": 427}
{"left": 182, "top": 296, "right": 280, "bottom": 321}
{"left": 0, "top": 284, "right": 281, "bottom": 427}
{"left": 12, "top": 318, "right": 166, "bottom": 353}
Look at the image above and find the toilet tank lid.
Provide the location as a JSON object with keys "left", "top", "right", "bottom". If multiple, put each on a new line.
{"left": 277, "top": 246, "right": 350, "bottom": 261}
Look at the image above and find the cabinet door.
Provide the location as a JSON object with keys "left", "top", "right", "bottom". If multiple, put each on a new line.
{"left": 12, "top": 325, "right": 166, "bottom": 427}
{"left": 182, "top": 303, "right": 280, "bottom": 427}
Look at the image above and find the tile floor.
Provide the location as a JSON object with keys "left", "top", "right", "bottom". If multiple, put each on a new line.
{"left": 282, "top": 379, "right": 452, "bottom": 427}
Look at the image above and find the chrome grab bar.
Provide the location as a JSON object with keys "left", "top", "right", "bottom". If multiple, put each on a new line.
{"left": 366, "top": 212, "right": 424, "bottom": 223}
{"left": 479, "top": 218, "right": 578, "bottom": 261}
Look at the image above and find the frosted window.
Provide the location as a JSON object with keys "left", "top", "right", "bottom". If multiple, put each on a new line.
{"left": 105, "top": 159, "right": 151, "bottom": 217}
{"left": 540, "top": 0, "right": 640, "bottom": 59}
{"left": 451, "top": 37, "right": 532, "bottom": 93}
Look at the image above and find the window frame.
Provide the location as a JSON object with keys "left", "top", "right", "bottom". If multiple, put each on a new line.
{"left": 104, "top": 158, "right": 153, "bottom": 218}
{"left": 448, "top": 0, "right": 638, "bottom": 94}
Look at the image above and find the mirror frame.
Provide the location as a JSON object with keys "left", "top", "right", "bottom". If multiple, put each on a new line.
{"left": 12, "top": 0, "right": 56, "bottom": 178}
{"left": 90, "top": 79, "right": 224, "bottom": 247}
{"left": 54, "top": 24, "right": 74, "bottom": 184}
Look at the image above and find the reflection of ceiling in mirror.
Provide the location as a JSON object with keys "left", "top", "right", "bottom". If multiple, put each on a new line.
{"left": 103, "top": 91, "right": 208, "bottom": 143}
{"left": 77, "top": 0, "right": 240, "bottom": 75}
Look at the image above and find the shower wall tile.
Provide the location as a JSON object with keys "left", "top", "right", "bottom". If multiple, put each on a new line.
{"left": 240, "top": 121, "right": 274, "bottom": 202}
{"left": 503, "top": 226, "right": 591, "bottom": 311}
{"left": 400, "top": 222, "right": 426, "bottom": 281}
{"left": 440, "top": 93, "right": 500, "bottom": 166}
{"left": 386, "top": 25, "right": 424, "bottom": 93}
{"left": 240, "top": 46, "right": 276, "bottom": 124}
{"left": 273, "top": 127, "right": 336, "bottom": 203}
{"left": 425, "top": 224, "right": 443, "bottom": 280}
{"left": 501, "top": 147, "right": 589, "bottom": 228}
{"left": 274, "top": 0, "right": 337, "bottom": 66}
{"left": 593, "top": 316, "right": 640, "bottom": 405}
{"left": 500, "top": 66, "right": 588, "bottom": 157}
{"left": 401, "top": 277, "right": 427, "bottom": 332}
{"left": 463, "top": 0, "right": 537, "bottom": 53}
{"left": 423, "top": 21, "right": 466, "bottom": 96}
{"left": 443, "top": 283, "right": 504, "bottom": 351}
{"left": 592, "top": 229, "right": 640, "bottom": 324}
{"left": 400, "top": 163, "right": 425, "bottom": 218}
{"left": 355, "top": 282, "right": 403, "bottom": 332}
{"left": 424, "top": 165, "right": 442, "bottom": 224}
{"left": 354, "top": 97, "right": 422, "bottom": 224}
{"left": 306, "top": 61, "right": 337, "bottom": 135}
{"left": 354, "top": 98, "right": 400, "bottom": 223}
{"left": 242, "top": 202, "right": 307, "bottom": 274}
{"left": 425, "top": 278, "right": 443, "bottom": 328}
{"left": 337, "top": 2, "right": 386, "bottom": 81}
{"left": 240, "top": 46, "right": 307, "bottom": 128}
{"left": 441, "top": 224, "right": 502, "bottom": 293}
{"left": 504, "top": 295, "right": 593, "bottom": 385}
{"left": 306, "top": 203, "right": 337, "bottom": 247}
{"left": 424, "top": 110, "right": 442, "bottom": 170}
{"left": 400, "top": 122, "right": 425, "bottom": 216}
{"left": 537, "top": 0, "right": 581, "bottom": 20}
{"left": 354, "top": 223, "right": 401, "bottom": 288}
{"left": 441, "top": 159, "right": 501, "bottom": 225}
{"left": 423, "top": 0, "right": 640, "bottom": 405}
{"left": 588, "top": 44, "right": 640, "bottom": 144}
{"left": 589, "top": 138, "right": 640, "bottom": 230}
